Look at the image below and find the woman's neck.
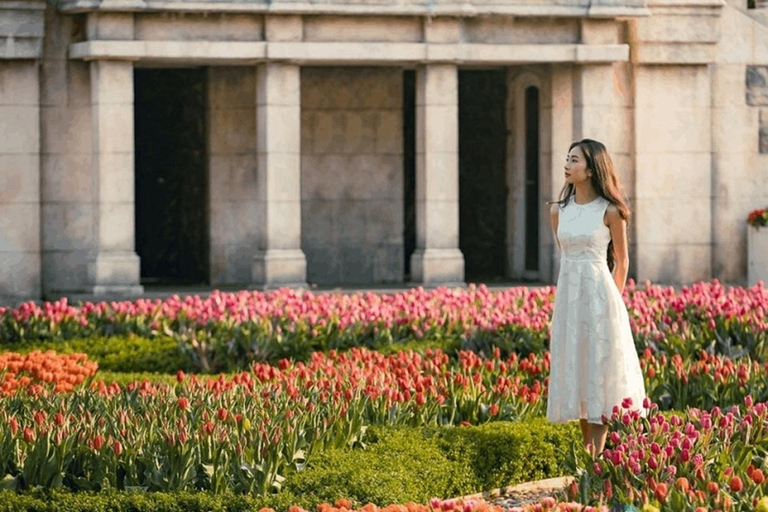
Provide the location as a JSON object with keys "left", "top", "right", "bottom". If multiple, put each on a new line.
{"left": 572, "top": 183, "right": 599, "bottom": 205}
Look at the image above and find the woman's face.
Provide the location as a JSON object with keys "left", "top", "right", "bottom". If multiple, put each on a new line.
{"left": 564, "top": 145, "right": 590, "bottom": 184}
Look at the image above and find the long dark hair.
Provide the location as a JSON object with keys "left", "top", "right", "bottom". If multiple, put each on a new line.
{"left": 552, "top": 139, "right": 631, "bottom": 272}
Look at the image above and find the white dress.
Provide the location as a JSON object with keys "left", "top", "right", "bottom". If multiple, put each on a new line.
{"left": 546, "top": 195, "right": 646, "bottom": 424}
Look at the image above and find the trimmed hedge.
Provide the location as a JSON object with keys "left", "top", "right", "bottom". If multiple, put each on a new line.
{"left": 0, "top": 421, "right": 579, "bottom": 512}
{"left": 284, "top": 419, "right": 579, "bottom": 507}
{"left": 9, "top": 336, "right": 193, "bottom": 374}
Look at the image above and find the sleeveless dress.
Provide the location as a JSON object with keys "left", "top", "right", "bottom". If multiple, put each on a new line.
{"left": 546, "top": 195, "right": 646, "bottom": 424}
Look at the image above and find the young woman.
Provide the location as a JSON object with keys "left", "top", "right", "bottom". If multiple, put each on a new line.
{"left": 546, "top": 138, "right": 646, "bottom": 456}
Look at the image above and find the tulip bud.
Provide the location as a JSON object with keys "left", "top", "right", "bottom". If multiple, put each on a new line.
{"left": 112, "top": 441, "right": 123, "bottom": 456}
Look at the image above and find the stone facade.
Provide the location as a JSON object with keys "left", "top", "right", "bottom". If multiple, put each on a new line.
{"left": 1, "top": 0, "right": 767, "bottom": 302}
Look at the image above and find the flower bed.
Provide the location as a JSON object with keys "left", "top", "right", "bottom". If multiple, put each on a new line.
{"left": 1, "top": 281, "right": 766, "bottom": 372}
{"left": 565, "top": 397, "right": 768, "bottom": 512}
{"left": 0, "top": 350, "right": 97, "bottom": 395}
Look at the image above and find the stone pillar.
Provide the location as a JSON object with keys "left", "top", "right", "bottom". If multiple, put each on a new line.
{"left": 410, "top": 64, "right": 465, "bottom": 286}
{"left": 251, "top": 63, "right": 308, "bottom": 289}
{"left": 87, "top": 60, "right": 143, "bottom": 295}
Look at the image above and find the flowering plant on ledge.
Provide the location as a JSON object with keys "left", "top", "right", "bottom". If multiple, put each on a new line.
{"left": 748, "top": 208, "right": 768, "bottom": 227}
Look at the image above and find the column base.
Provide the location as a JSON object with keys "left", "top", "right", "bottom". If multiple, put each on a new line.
{"left": 410, "top": 248, "right": 465, "bottom": 286}
{"left": 87, "top": 252, "right": 144, "bottom": 296}
{"left": 251, "top": 249, "right": 308, "bottom": 290}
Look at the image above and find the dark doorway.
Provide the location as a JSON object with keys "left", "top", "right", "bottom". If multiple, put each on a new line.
{"left": 403, "top": 69, "right": 416, "bottom": 280}
{"left": 134, "top": 68, "right": 209, "bottom": 285}
{"left": 524, "top": 86, "right": 540, "bottom": 274}
{"left": 458, "top": 70, "right": 508, "bottom": 283}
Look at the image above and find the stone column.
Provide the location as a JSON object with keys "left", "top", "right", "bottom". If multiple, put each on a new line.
{"left": 87, "top": 60, "right": 143, "bottom": 296}
{"left": 410, "top": 64, "right": 465, "bottom": 286}
{"left": 251, "top": 63, "right": 308, "bottom": 289}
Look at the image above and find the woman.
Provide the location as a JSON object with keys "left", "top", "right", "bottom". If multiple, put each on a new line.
{"left": 546, "top": 138, "right": 646, "bottom": 456}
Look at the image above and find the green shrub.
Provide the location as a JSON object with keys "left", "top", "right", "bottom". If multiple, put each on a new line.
{"left": 7, "top": 336, "right": 192, "bottom": 374}
{"left": 285, "top": 420, "right": 579, "bottom": 507}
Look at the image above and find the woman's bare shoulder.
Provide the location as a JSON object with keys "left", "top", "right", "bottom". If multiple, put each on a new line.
{"left": 549, "top": 202, "right": 561, "bottom": 216}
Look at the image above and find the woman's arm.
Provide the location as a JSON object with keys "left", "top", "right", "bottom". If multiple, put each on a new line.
{"left": 605, "top": 205, "right": 629, "bottom": 294}
{"left": 550, "top": 203, "right": 560, "bottom": 251}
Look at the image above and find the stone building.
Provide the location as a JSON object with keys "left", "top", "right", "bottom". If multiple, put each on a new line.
{"left": 1, "top": 0, "right": 767, "bottom": 302}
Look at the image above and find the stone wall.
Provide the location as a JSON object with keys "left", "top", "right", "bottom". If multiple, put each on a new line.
{"left": 633, "top": 65, "right": 713, "bottom": 284}
{"left": 300, "top": 67, "right": 404, "bottom": 285}
{"left": 207, "top": 67, "right": 261, "bottom": 286}
{"left": 710, "top": 4, "right": 768, "bottom": 282}
{"left": 39, "top": 9, "right": 95, "bottom": 297}
{"left": 0, "top": 61, "right": 41, "bottom": 302}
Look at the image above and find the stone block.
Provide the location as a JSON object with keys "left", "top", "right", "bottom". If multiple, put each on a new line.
{"left": 761, "top": 110, "right": 768, "bottom": 154}
{"left": 42, "top": 106, "right": 92, "bottom": 155}
{"left": 68, "top": 62, "right": 92, "bottom": 108}
{"left": 373, "top": 245, "right": 404, "bottom": 283}
{"left": 0, "top": 251, "right": 39, "bottom": 299}
{"left": 424, "top": 17, "right": 461, "bottom": 44}
{"left": 40, "top": 59, "right": 67, "bottom": 108}
{"left": 635, "top": 243, "right": 711, "bottom": 285}
{"left": 375, "top": 110, "right": 403, "bottom": 154}
{"left": 712, "top": 105, "right": 755, "bottom": 154}
{"left": 91, "top": 61, "right": 133, "bottom": 106}
{"left": 463, "top": 17, "right": 578, "bottom": 45}
{"left": 311, "top": 111, "right": 347, "bottom": 155}
{"left": 87, "top": 13, "right": 134, "bottom": 40}
{"left": 209, "top": 108, "right": 257, "bottom": 155}
{"left": 712, "top": 152, "right": 750, "bottom": 202}
{"left": 251, "top": 248, "right": 307, "bottom": 288}
{"left": 0, "top": 154, "right": 39, "bottom": 203}
{"left": 0, "top": 203, "right": 39, "bottom": 252}
{"left": 635, "top": 106, "right": 710, "bottom": 154}
{"left": 573, "top": 65, "right": 616, "bottom": 107}
{"left": 635, "top": 14, "right": 719, "bottom": 44}
{"left": 336, "top": 199, "right": 368, "bottom": 246}
{"left": 747, "top": 66, "right": 768, "bottom": 106}
{"left": 635, "top": 43, "right": 714, "bottom": 65}
{"left": 365, "top": 200, "right": 403, "bottom": 245}
{"left": 97, "top": 154, "right": 134, "bottom": 203}
{"left": 210, "top": 201, "right": 261, "bottom": 247}
{"left": 419, "top": 105, "right": 458, "bottom": 154}
{"left": 305, "top": 247, "right": 340, "bottom": 285}
{"left": 634, "top": 198, "right": 711, "bottom": 246}
{"left": 258, "top": 153, "right": 301, "bottom": 201}
{"left": 0, "top": 61, "right": 39, "bottom": 106}
{"left": 209, "top": 243, "right": 253, "bottom": 286}
{"left": 264, "top": 200, "right": 302, "bottom": 249}
{"left": 135, "top": 13, "right": 262, "bottom": 42}
{"left": 302, "top": 200, "right": 337, "bottom": 247}
{"left": 717, "top": 7, "right": 753, "bottom": 64}
{"left": 416, "top": 152, "right": 459, "bottom": 201}
{"left": 635, "top": 152, "right": 711, "bottom": 199}
{"left": 303, "top": 15, "right": 421, "bottom": 43}
{"left": 41, "top": 154, "right": 92, "bottom": 202}
{"left": 712, "top": 64, "right": 747, "bottom": 108}
{"left": 416, "top": 65, "right": 457, "bottom": 107}
{"left": 410, "top": 247, "right": 465, "bottom": 285}
{"left": 226, "top": 154, "right": 259, "bottom": 201}
{"left": 418, "top": 199, "right": 459, "bottom": 248}
{"left": 87, "top": 252, "right": 142, "bottom": 289}
{"left": 301, "top": 154, "right": 346, "bottom": 200}
{"left": 0, "top": 8, "right": 43, "bottom": 39}
{"left": 42, "top": 203, "right": 94, "bottom": 251}
{"left": 340, "top": 246, "right": 374, "bottom": 284}
{"left": 748, "top": 226, "right": 768, "bottom": 286}
{"left": 257, "top": 63, "right": 300, "bottom": 106}
{"left": 301, "top": 110, "right": 317, "bottom": 155}
{"left": 257, "top": 105, "right": 300, "bottom": 154}
{"left": 93, "top": 104, "right": 134, "bottom": 155}
{"left": 0, "top": 106, "right": 39, "bottom": 154}
{"left": 359, "top": 154, "right": 402, "bottom": 199}
{"left": 265, "top": 15, "right": 302, "bottom": 42}
{"left": 580, "top": 19, "right": 620, "bottom": 45}
{"left": 42, "top": 251, "right": 88, "bottom": 294}
{"left": 97, "top": 203, "right": 135, "bottom": 251}
{"left": 635, "top": 65, "right": 710, "bottom": 108}
{"left": 43, "top": 9, "right": 74, "bottom": 61}
{"left": 208, "top": 67, "right": 256, "bottom": 108}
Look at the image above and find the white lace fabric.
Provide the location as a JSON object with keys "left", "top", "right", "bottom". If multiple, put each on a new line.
{"left": 546, "top": 196, "right": 647, "bottom": 424}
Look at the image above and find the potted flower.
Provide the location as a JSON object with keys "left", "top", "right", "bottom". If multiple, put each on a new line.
{"left": 747, "top": 207, "right": 768, "bottom": 286}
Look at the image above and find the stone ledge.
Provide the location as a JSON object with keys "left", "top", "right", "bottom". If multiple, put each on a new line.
{"left": 70, "top": 40, "right": 630, "bottom": 64}
{"left": 56, "top": 0, "right": 651, "bottom": 17}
